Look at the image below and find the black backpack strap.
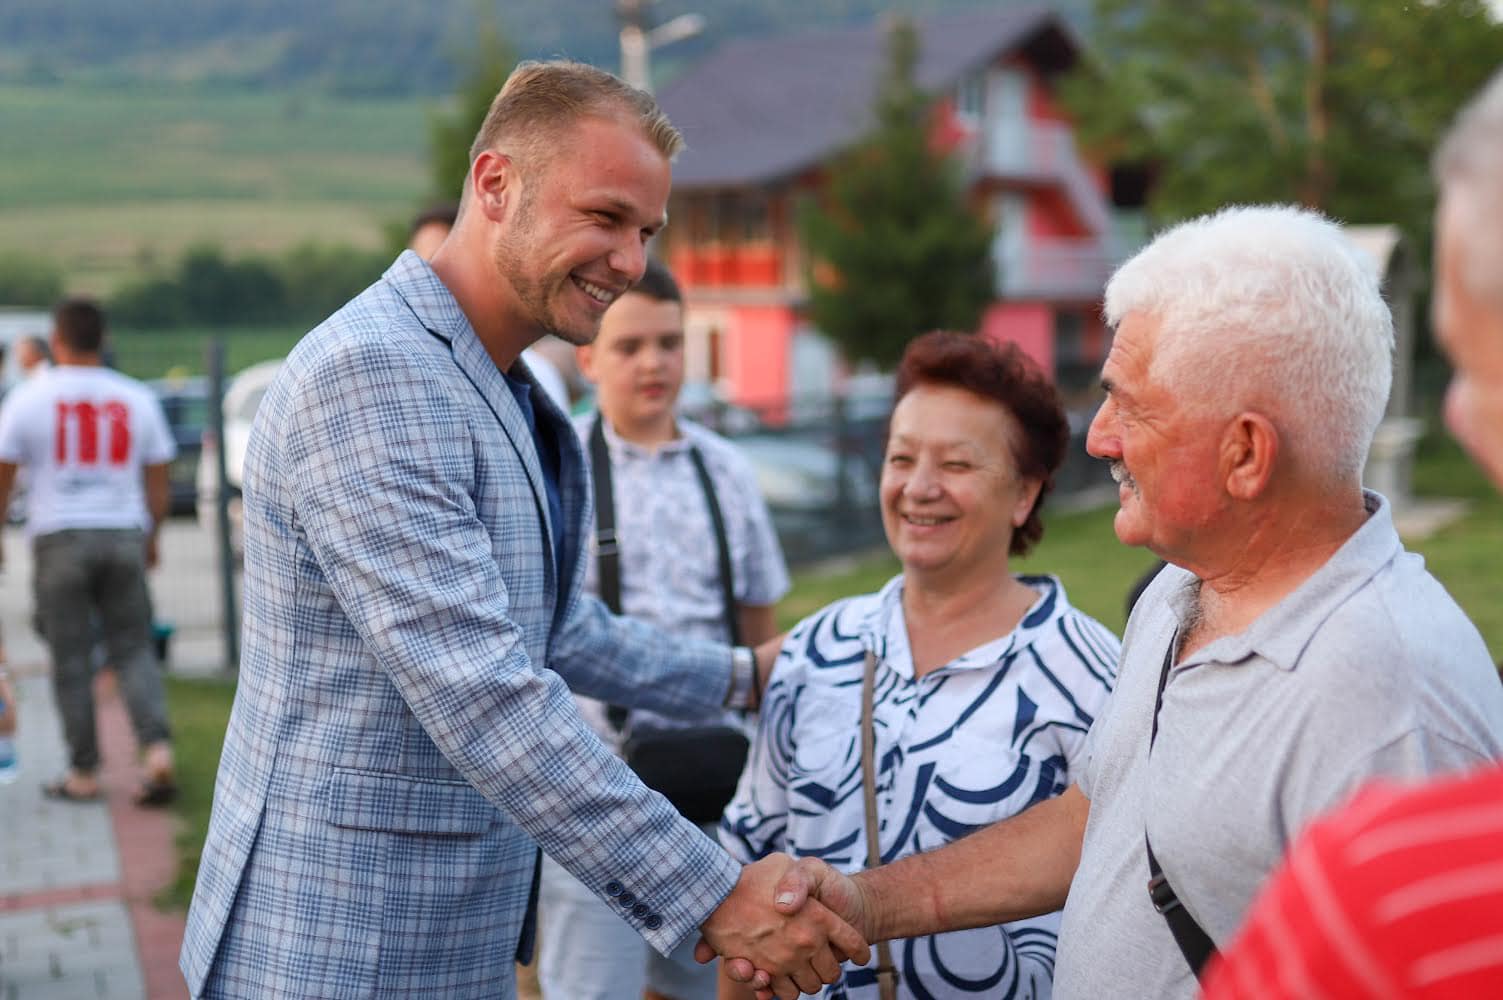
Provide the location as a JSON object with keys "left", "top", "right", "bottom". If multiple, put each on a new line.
{"left": 687, "top": 445, "right": 741, "bottom": 648}
{"left": 587, "top": 415, "right": 622, "bottom": 616}
{"left": 1146, "top": 630, "right": 1218, "bottom": 978}
{"left": 587, "top": 416, "right": 629, "bottom": 733}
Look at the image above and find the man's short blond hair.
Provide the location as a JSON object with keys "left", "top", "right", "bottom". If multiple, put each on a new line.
{"left": 468, "top": 60, "right": 684, "bottom": 171}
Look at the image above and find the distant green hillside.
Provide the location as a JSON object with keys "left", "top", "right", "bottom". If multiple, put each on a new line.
{"left": 0, "top": 0, "right": 1088, "bottom": 296}
{"left": 0, "top": 86, "right": 428, "bottom": 295}
{"left": 0, "top": 0, "right": 1084, "bottom": 93}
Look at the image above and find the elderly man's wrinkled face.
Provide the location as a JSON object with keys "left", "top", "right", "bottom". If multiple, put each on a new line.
{"left": 1086, "top": 312, "right": 1228, "bottom": 561}
{"left": 1434, "top": 190, "right": 1503, "bottom": 489}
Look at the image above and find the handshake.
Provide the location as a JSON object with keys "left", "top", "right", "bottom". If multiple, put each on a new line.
{"left": 692, "top": 853, "right": 873, "bottom": 1000}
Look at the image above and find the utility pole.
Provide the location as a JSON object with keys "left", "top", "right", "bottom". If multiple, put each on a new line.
{"left": 616, "top": 0, "right": 705, "bottom": 93}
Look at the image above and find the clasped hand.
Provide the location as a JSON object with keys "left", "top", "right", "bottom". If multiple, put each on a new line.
{"left": 695, "top": 855, "right": 870, "bottom": 999}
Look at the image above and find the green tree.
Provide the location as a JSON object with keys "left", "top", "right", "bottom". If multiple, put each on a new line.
{"left": 426, "top": 11, "right": 516, "bottom": 201}
{"left": 0, "top": 252, "right": 64, "bottom": 306}
{"left": 799, "top": 17, "right": 994, "bottom": 370}
{"left": 1061, "top": 0, "right": 1503, "bottom": 245}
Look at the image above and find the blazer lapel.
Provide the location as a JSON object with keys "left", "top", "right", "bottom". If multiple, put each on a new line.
{"left": 450, "top": 331, "right": 559, "bottom": 583}
{"left": 381, "top": 252, "right": 560, "bottom": 590}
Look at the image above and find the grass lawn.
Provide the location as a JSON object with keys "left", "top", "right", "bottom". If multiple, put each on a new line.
{"left": 160, "top": 425, "right": 1503, "bottom": 915}
{"left": 160, "top": 676, "right": 239, "bottom": 909}
{"left": 112, "top": 324, "right": 310, "bottom": 381}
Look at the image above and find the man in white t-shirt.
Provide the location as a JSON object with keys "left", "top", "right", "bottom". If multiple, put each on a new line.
{"left": 0, "top": 298, "right": 178, "bottom": 806}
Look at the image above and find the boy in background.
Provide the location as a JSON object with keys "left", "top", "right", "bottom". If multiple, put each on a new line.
{"left": 538, "top": 259, "right": 790, "bottom": 1000}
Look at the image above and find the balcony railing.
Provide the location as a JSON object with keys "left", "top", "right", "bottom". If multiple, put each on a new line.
{"left": 994, "top": 237, "right": 1130, "bottom": 300}
{"left": 978, "top": 118, "right": 1112, "bottom": 236}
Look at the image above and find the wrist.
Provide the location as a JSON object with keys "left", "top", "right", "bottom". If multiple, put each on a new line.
{"left": 727, "top": 646, "right": 755, "bottom": 709}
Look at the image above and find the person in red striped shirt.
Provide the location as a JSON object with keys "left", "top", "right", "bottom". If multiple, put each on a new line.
{"left": 1201, "top": 68, "right": 1503, "bottom": 1000}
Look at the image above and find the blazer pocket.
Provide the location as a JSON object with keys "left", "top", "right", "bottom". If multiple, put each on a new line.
{"left": 325, "top": 767, "right": 495, "bottom": 836}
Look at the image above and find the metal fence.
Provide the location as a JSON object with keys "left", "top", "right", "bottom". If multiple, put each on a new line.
{"left": 69, "top": 334, "right": 1109, "bottom": 674}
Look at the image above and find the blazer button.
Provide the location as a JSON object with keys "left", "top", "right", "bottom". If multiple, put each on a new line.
{"left": 632, "top": 903, "right": 649, "bottom": 918}
{"left": 618, "top": 891, "right": 637, "bottom": 907}
{"left": 605, "top": 881, "right": 623, "bottom": 897}
{"left": 644, "top": 914, "right": 663, "bottom": 930}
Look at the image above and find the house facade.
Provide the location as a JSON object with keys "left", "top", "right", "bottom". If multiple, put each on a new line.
{"left": 654, "top": 9, "right": 1150, "bottom": 413}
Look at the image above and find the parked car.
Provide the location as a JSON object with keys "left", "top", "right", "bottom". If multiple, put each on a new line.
{"left": 197, "top": 359, "right": 282, "bottom": 558}
{"left": 148, "top": 375, "right": 210, "bottom": 516}
{"left": 729, "top": 432, "right": 881, "bottom": 562}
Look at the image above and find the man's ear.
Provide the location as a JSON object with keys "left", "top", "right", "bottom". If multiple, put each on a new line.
{"left": 576, "top": 344, "right": 597, "bottom": 384}
{"left": 470, "top": 149, "right": 517, "bottom": 224}
{"left": 1222, "top": 411, "right": 1279, "bottom": 501}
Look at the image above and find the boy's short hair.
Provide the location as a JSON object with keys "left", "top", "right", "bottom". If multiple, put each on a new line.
{"left": 630, "top": 258, "right": 682, "bottom": 305}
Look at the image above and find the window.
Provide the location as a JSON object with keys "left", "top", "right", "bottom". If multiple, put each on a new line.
{"left": 955, "top": 73, "right": 984, "bottom": 121}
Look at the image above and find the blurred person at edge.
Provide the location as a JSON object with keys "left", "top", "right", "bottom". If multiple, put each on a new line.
{"left": 179, "top": 60, "right": 866, "bottom": 1000}
{"left": 537, "top": 256, "right": 791, "bottom": 1000}
{"left": 1200, "top": 68, "right": 1503, "bottom": 1000}
{"left": 717, "top": 331, "right": 1119, "bottom": 999}
{"left": 0, "top": 298, "right": 178, "bottom": 807}
{"left": 15, "top": 335, "right": 52, "bottom": 379}
{"left": 409, "top": 200, "right": 572, "bottom": 410}
{"left": 721, "top": 205, "right": 1503, "bottom": 1000}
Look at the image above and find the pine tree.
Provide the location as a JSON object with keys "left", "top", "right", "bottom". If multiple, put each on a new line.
{"left": 426, "top": 13, "right": 516, "bottom": 202}
{"left": 799, "top": 17, "right": 995, "bottom": 370}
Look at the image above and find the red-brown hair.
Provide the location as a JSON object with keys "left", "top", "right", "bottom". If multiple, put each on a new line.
{"left": 893, "top": 331, "right": 1068, "bottom": 556}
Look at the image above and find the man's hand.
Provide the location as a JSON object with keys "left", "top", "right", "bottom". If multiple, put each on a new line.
{"left": 713, "top": 858, "right": 872, "bottom": 996}
{"left": 694, "top": 854, "right": 870, "bottom": 1000}
{"left": 144, "top": 531, "right": 160, "bottom": 570}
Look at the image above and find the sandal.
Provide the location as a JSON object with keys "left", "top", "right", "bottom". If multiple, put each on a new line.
{"left": 42, "top": 778, "right": 103, "bottom": 803}
{"left": 134, "top": 776, "right": 178, "bottom": 808}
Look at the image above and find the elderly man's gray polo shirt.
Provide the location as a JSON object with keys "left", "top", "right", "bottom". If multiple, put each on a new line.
{"left": 1053, "top": 491, "right": 1503, "bottom": 1000}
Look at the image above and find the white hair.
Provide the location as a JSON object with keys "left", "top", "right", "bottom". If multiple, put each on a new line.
{"left": 1434, "top": 67, "right": 1503, "bottom": 303}
{"left": 1104, "top": 204, "right": 1394, "bottom": 480}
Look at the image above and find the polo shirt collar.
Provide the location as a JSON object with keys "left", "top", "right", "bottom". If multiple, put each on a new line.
{"left": 1180, "top": 490, "right": 1398, "bottom": 672}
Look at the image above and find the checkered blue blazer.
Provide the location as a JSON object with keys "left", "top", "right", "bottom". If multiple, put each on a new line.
{"left": 180, "top": 253, "right": 742, "bottom": 998}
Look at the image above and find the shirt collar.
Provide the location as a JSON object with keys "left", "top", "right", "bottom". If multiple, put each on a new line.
{"left": 595, "top": 411, "right": 691, "bottom": 460}
{"left": 1179, "top": 490, "right": 1398, "bottom": 672}
{"left": 860, "top": 573, "right": 1067, "bottom": 680}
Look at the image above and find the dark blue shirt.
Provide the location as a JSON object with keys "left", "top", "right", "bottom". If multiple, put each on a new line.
{"left": 501, "top": 369, "right": 568, "bottom": 592}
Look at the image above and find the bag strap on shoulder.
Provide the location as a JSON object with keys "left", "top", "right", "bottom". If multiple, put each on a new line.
{"left": 860, "top": 651, "right": 898, "bottom": 1000}
{"left": 1145, "top": 631, "right": 1218, "bottom": 978}
{"left": 588, "top": 416, "right": 741, "bottom": 732}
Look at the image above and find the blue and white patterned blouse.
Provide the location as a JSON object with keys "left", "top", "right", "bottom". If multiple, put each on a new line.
{"left": 721, "top": 574, "right": 1119, "bottom": 999}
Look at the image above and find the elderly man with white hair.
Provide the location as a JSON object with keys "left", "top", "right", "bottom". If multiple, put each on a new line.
{"left": 722, "top": 204, "right": 1503, "bottom": 1000}
{"left": 1198, "top": 70, "right": 1503, "bottom": 1000}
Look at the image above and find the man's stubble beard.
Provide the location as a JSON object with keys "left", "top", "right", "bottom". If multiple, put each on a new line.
{"left": 492, "top": 189, "right": 601, "bottom": 349}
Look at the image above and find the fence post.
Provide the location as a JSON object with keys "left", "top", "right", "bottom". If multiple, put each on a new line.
{"left": 831, "top": 391, "right": 855, "bottom": 548}
{"left": 207, "top": 337, "right": 239, "bottom": 672}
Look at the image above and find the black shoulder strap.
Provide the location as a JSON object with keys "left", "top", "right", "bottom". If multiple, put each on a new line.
{"left": 587, "top": 415, "right": 622, "bottom": 615}
{"left": 587, "top": 419, "right": 741, "bottom": 730}
{"left": 687, "top": 445, "right": 741, "bottom": 648}
{"left": 1146, "top": 630, "right": 1218, "bottom": 978}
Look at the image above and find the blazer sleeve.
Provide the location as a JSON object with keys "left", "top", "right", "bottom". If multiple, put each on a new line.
{"left": 281, "top": 338, "right": 739, "bottom": 955}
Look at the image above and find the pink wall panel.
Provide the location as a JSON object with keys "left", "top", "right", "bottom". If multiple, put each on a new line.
{"left": 980, "top": 301, "right": 1054, "bottom": 376}
{"left": 725, "top": 305, "right": 796, "bottom": 412}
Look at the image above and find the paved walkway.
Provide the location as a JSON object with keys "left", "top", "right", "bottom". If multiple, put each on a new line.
{"left": 1, "top": 664, "right": 188, "bottom": 999}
